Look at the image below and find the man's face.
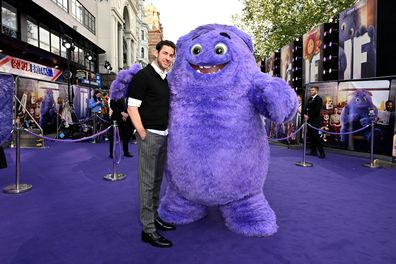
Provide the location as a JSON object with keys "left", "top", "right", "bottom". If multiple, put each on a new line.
{"left": 386, "top": 102, "right": 393, "bottom": 111}
{"left": 155, "top": 45, "right": 175, "bottom": 71}
{"left": 309, "top": 87, "right": 318, "bottom": 97}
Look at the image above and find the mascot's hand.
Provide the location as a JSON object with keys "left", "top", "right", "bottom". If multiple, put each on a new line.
{"left": 248, "top": 72, "right": 298, "bottom": 123}
{"left": 359, "top": 116, "right": 371, "bottom": 127}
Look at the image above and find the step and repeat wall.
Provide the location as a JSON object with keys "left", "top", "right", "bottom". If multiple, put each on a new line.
{"left": 263, "top": 0, "right": 396, "bottom": 157}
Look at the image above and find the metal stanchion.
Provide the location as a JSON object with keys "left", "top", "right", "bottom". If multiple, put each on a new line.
{"left": 296, "top": 121, "right": 313, "bottom": 167}
{"left": 104, "top": 121, "right": 126, "bottom": 181}
{"left": 3, "top": 125, "right": 32, "bottom": 194}
{"left": 363, "top": 120, "right": 380, "bottom": 168}
{"left": 92, "top": 112, "right": 97, "bottom": 143}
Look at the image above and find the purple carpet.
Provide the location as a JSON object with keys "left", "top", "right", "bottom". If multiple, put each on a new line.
{"left": 0, "top": 141, "right": 395, "bottom": 264}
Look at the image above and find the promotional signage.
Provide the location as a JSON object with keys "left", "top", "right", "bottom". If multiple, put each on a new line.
{"left": 0, "top": 53, "right": 63, "bottom": 81}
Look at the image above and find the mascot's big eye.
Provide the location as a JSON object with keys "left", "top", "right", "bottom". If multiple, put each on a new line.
{"left": 349, "top": 28, "right": 354, "bottom": 37}
{"left": 356, "top": 97, "right": 360, "bottom": 102}
{"left": 191, "top": 44, "right": 202, "bottom": 55}
{"left": 363, "top": 96, "right": 367, "bottom": 101}
{"left": 341, "top": 22, "right": 346, "bottom": 31}
{"left": 214, "top": 43, "right": 228, "bottom": 55}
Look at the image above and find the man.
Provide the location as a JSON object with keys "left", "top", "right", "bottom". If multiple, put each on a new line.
{"left": 109, "top": 95, "right": 134, "bottom": 158}
{"left": 127, "top": 40, "right": 176, "bottom": 248}
{"left": 304, "top": 86, "right": 325, "bottom": 159}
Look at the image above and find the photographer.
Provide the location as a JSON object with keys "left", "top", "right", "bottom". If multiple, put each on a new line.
{"left": 88, "top": 90, "right": 104, "bottom": 114}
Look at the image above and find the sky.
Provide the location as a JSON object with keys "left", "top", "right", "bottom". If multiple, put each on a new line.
{"left": 144, "top": 0, "right": 244, "bottom": 43}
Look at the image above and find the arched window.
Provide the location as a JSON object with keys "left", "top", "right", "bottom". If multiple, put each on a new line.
{"left": 141, "top": 47, "right": 144, "bottom": 59}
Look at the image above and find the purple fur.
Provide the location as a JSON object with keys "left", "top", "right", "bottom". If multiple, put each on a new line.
{"left": 109, "top": 64, "right": 141, "bottom": 100}
{"left": 159, "top": 24, "right": 298, "bottom": 236}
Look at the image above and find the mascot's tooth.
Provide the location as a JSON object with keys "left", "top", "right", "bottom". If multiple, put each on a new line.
{"left": 199, "top": 66, "right": 204, "bottom": 69}
{"left": 197, "top": 69, "right": 201, "bottom": 73}
{"left": 203, "top": 65, "right": 212, "bottom": 69}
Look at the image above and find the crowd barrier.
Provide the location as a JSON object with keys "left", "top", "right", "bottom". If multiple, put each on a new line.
{"left": 3, "top": 121, "right": 125, "bottom": 194}
{"left": 2, "top": 117, "right": 379, "bottom": 195}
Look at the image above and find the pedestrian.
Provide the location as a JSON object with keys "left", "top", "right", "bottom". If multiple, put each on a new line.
{"left": 127, "top": 40, "right": 176, "bottom": 248}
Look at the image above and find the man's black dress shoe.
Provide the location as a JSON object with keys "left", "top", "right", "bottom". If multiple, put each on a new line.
{"left": 319, "top": 152, "right": 325, "bottom": 159}
{"left": 141, "top": 231, "right": 172, "bottom": 248}
{"left": 124, "top": 153, "right": 133, "bottom": 157}
{"left": 155, "top": 217, "right": 176, "bottom": 231}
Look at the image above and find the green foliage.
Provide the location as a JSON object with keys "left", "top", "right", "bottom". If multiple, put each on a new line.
{"left": 235, "top": 0, "right": 357, "bottom": 59}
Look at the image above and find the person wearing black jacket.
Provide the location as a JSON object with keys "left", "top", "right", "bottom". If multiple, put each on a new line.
{"left": 304, "top": 86, "right": 325, "bottom": 159}
{"left": 109, "top": 96, "right": 134, "bottom": 158}
{"left": 0, "top": 146, "right": 7, "bottom": 169}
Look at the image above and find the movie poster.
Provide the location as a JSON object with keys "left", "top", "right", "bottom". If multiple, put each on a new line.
{"left": 73, "top": 85, "right": 90, "bottom": 119}
{"left": 338, "top": 0, "right": 377, "bottom": 80}
{"left": 338, "top": 80, "right": 392, "bottom": 155}
{"left": 389, "top": 80, "right": 396, "bottom": 159}
{"left": 16, "top": 78, "right": 67, "bottom": 135}
{"left": 303, "top": 25, "right": 324, "bottom": 84}
{"left": 265, "top": 53, "right": 275, "bottom": 76}
{"left": 0, "top": 74, "right": 14, "bottom": 145}
{"left": 281, "top": 43, "right": 293, "bottom": 87}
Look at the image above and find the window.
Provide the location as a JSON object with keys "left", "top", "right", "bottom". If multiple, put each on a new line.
{"left": 141, "top": 30, "right": 144, "bottom": 40}
{"left": 2, "top": 2, "right": 17, "bottom": 38}
{"left": 39, "top": 26, "right": 50, "bottom": 51}
{"left": 141, "top": 47, "right": 144, "bottom": 59}
{"left": 60, "top": 36, "right": 67, "bottom": 58}
{"left": 27, "top": 18, "right": 38, "bottom": 46}
{"left": 51, "top": 0, "right": 68, "bottom": 12}
{"left": 71, "top": 0, "right": 95, "bottom": 34}
{"left": 51, "top": 32, "right": 60, "bottom": 55}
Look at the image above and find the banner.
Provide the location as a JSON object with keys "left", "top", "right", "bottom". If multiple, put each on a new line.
{"left": 0, "top": 74, "right": 14, "bottom": 145}
{"left": 338, "top": 0, "right": 377, "bottom": 80}
{"left": 0, "top": 53, "right": 63, "bottom": 82}
{"left": 73, "top": 85, "right": 90, "bottom": 119}
{"left": 303, "top": 25, "right": 324, "bottom": 84}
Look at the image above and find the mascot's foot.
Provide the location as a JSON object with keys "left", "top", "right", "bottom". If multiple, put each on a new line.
{"left": 219, "top": 193, "right": 278, "bottom": 237}
{"left": 159, "top": 186, "right": 207, "bottom": 224}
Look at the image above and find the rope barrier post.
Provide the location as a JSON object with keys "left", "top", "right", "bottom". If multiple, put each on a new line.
{"left": 92, "top": 112, "right": 98, "bottom": 144}
{"left": 296, "top": 121, "right": 313, "bottom": 167}
{"left": 3, "top": 124, "right": 32, "bottom": 194}
{"left": 363, "top": 120, "right": 380, "bottom": 169}
{"left": 104, "top": 121, "right": 126, "bottom": 181}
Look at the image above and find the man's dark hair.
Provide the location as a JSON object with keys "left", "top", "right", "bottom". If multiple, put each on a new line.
{"left": 156, "top": 40, "right": 176, "bottom": 52}
{"left": 310, "top": 86, "right": 319, "bottom": 91}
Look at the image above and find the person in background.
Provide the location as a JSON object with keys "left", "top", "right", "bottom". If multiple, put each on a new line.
{"left": 109, "top": 95, "right": 134, "bottom": 158}
{"left": 304, "top": 86, "right": 325, "bottom": 159}
{"left": 127, "top": 40, "right": 176, "bottom": 248}
{"left": 0, "top": 146, "right": 7, "bottom": 169}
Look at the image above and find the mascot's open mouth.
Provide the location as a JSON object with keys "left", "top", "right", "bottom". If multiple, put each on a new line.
{"left": 189, "top": 63, "right": 227, "bottom": 74}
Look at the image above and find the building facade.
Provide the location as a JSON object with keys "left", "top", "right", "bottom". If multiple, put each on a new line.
{"left": 144, "top": 3, "right": 163, "bottom": 63}
{"left": 0, "top": 0, "right": 148, "bottom": 88}
{"left": 97, "top": 0, "right": 148, "bottom": 76}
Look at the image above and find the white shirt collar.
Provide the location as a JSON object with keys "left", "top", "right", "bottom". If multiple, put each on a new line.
{"left": 151, "top": 61, "right": 167, "bottom": 80}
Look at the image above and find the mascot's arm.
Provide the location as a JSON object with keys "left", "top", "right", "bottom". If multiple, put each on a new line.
{"left": 248, "top": 72, "right": 298, "bottom": 122}
{"left": 110, "top": 64, "right": 142, "bottom": 100}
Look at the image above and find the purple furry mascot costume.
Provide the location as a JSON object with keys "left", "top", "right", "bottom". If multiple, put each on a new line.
{"left": 158, "top": 24, "right": 298, "bottom": 236}
{"left": 110, "top": 64, "right": 141, "bottom": 100}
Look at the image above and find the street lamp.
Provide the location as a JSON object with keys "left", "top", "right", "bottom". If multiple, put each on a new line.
{"left": 62, "top": 35, "right": 75, "bottom": 106}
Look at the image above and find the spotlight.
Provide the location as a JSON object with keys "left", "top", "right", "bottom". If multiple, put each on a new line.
{"left": 62, "top": 34, "right": 74, "bottom": 50}
{"left": 85, "top": 51, "right": 93, "bottom": 61}
{"left": 104, "top": 60, "right": 112, "bottom": 71}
